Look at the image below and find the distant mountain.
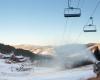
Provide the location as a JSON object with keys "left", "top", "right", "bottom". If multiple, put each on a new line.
{"left": 13, "top": 43, "right": 100, "bottom": 55}
{"left": 13, "top": 44, "right": 54, "bottom": 55}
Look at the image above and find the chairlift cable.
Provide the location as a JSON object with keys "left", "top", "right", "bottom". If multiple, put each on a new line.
{"left": 64, "top": 0, "right": 82, "bottom": 43}
{"left": 74, "top": 30, "right": 82, "bottom": 43}
{"left": 81, "top": 0, "right": 85, "bottom": 9}
{"left": 68, "top": 0, "right": 70, "bottom": 8}
{"left": 83, "top": 0, "right": 100, "bottom": 32}
{"left": 91, "top": 0, "right": 100, "bottom": 17}
{"left": 69, "top": 0, "right": 81, "bottom": 42}
{"left": 77, "top": 0, "right": 81, "bottom": 8}
{"left": 63, "top": 0, "right": 82, "bottom": 43}
{"left": 62, "top": 18, "right": 69, "bottom": 43}
{"left": 62, "top": 0, "right": 70, "bottom": 43}
{"left": 85, "top": 0, "right": 100, "bottom": 25}
{"left": 74, "top": 0, "right": 86, "bottom": 42}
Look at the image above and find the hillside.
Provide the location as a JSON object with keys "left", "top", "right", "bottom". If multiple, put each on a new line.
{"left": 13, "top": 44, "right": 54, "bottom": 55}
{"left": 14, "top": 43, "right": 100, "bottom": 55}
{"left": 1, "top": 43, "right": 100, "bottom": 57}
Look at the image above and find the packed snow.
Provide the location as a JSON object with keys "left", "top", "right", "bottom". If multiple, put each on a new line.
{"left": 0, "top": 62, "right": 96, "bottom": 80}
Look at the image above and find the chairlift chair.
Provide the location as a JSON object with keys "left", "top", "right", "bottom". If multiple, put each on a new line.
{"left": 64, "top": 7, "right": 81, "bottom": 17}
{"left": 83, "top": 17, "right": 97, "bottom": 32}
{"left": 83, "top": 24, "right": 97, "bottom": 32}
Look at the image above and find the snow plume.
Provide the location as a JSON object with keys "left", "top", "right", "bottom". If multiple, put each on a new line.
{"left": 53, "top": 44, "right": 96, "bottom": 69}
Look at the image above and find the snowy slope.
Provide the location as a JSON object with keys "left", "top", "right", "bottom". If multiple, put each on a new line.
{"left": 0, "top": 44, "right": 97, "bottom": 80}
{"left": 0, "top": 62, "right": 96, "bottom": 80}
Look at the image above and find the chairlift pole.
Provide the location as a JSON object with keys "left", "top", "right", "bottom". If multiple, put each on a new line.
{"left": 68, "top": 0, "right": 70, "bottom": 8}
{"left": 90, "top": 17, "right": 93, "bottom": 25}
{"left": 68, "top": 0, "right": 71, "bottom": 8}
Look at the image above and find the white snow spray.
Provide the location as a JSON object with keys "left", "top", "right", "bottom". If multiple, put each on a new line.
{"left": 53, "top": 44, "right": 96, "bottom": 69}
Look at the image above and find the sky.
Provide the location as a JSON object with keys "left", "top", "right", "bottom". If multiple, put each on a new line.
{"left": 0, "top": 0, "right": 100, "bottom": 46}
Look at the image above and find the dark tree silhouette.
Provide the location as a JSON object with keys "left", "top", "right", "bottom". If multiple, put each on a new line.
{"left": 94, "top": 46, "right": 100, "bottom": 61}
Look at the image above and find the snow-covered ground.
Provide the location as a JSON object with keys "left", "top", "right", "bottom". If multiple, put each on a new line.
{"left": 0, "top": 44, "right": 97, "bottom": 80}
{"left": 0, "top": 59, "right": 96, "bottom": 80}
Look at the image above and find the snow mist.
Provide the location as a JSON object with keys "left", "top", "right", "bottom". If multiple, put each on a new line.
{"left": 53, "top": 44, "right": 96, "bottom": 69}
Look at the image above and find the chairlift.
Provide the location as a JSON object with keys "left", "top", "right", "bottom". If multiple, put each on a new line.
{"left": 64, "top": 0, "right": 81, "bottom": 17}
{"left": 83, "top": 24, "right": 97, "bottom": 32}
{"left": 64, "top": 7, "right": 81, "bottom": 17}
{"left": 83, "top": 17, "right": 97, "bottom": 32}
